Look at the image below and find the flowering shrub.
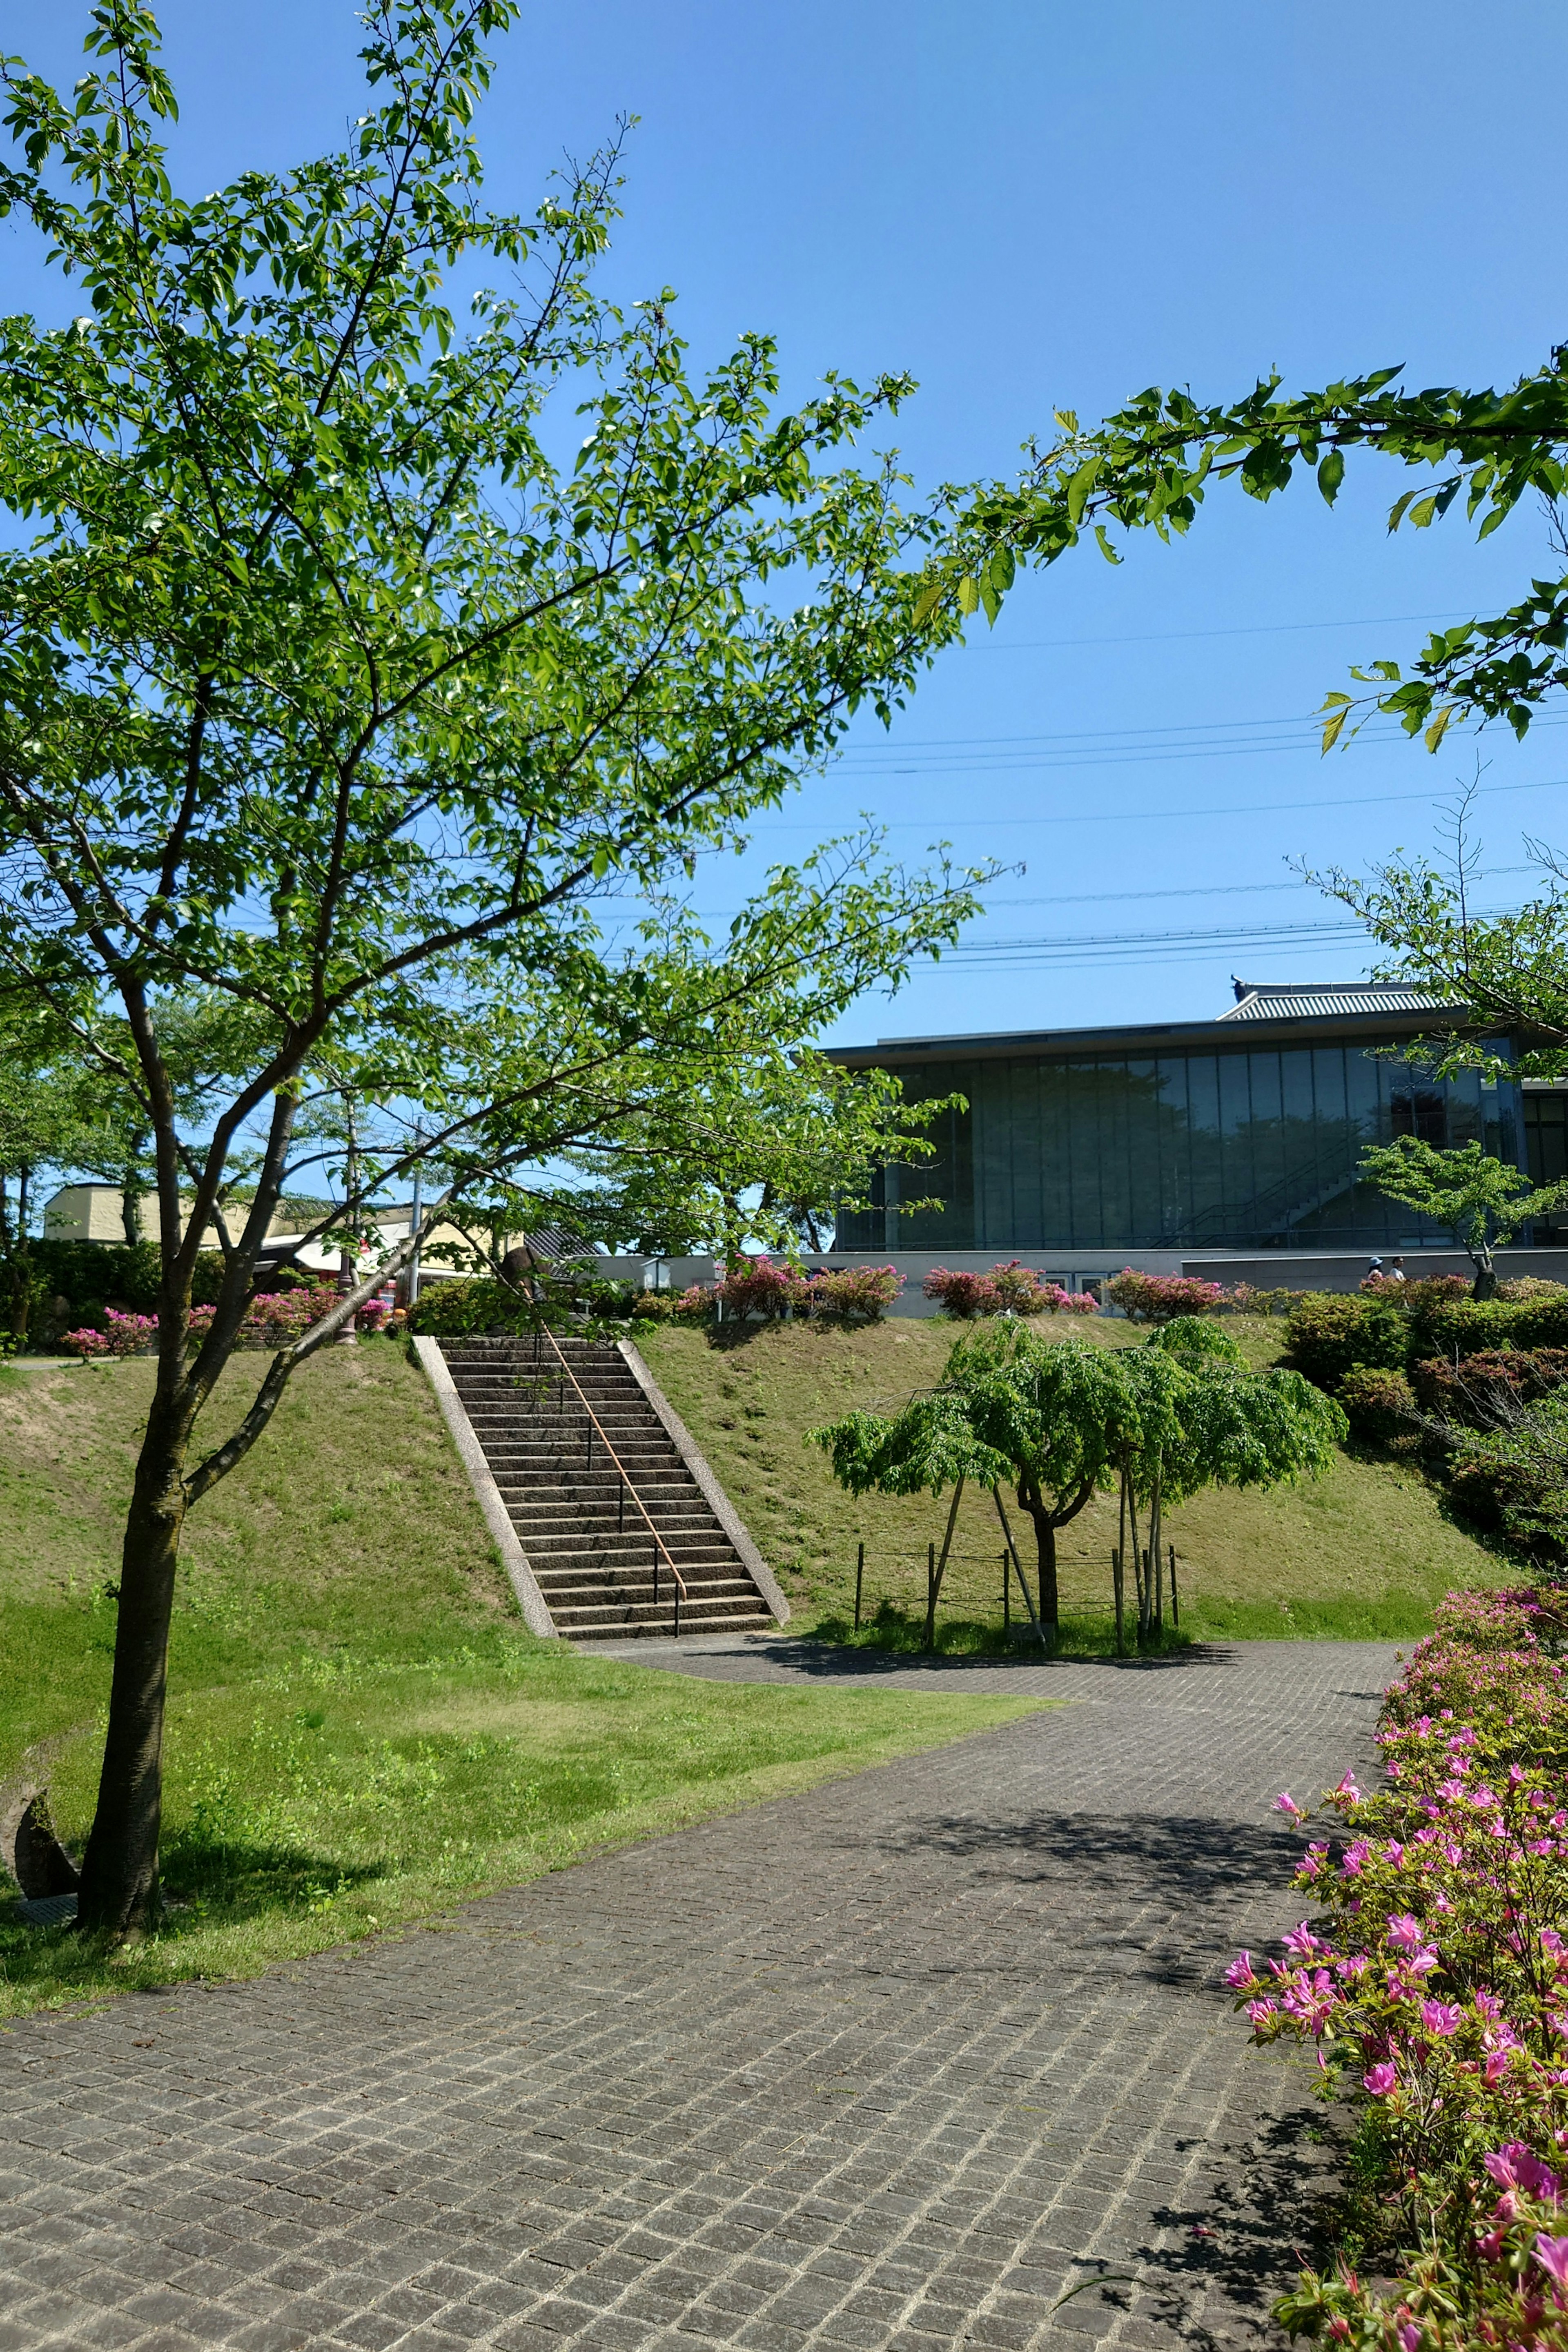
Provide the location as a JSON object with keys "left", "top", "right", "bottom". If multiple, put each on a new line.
{"left": 1105, "top": 1268, "right": 1225, "bottom": 1322}
{"left": 923, "top": 1267, "right": 1002, "bottom": 1317}
{"left": 62, "top": 1307, "right": 160, "bottom": 1359}
{"left": 713, "top": 1257, "right": 813, "bottom": 1321}
{"left": 1232, "top": 1587, "right": 1568, "bottom": 2348}
{"left": 1412, "top": 1348, "right": 1568, "bottom": 1427}
{"left": 923, "top": 1264, "right": 1098, "bottom": 1318}
{"left": 670, "top": 1284, "right": 715, "bottom": 1323}
{"left": 811, "top": 1264, "right": 903, "bottom": 1323}
{"left": 242, "top": 1283, "right": 343, "bottom": 1343}
{"left": 706, "top": 1261, "right": 905, "bottom": 1325}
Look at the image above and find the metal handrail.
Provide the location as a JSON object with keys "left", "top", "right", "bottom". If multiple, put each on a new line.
{"left": 523, "top": 1323, "right": 688, "bottom": 1637}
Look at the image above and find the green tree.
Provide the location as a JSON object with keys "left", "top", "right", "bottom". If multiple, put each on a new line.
{"left": 938, "top": 341, "right": 1568, "bottom": 754}
{"left": 811, "top": 1324, "right": 1136, "bottom": 1644}
{"left": 924, "top": 340, "right": 1568, "bottom": 1115}
{"left": 0, "top": 2, "right": 1015, "bottom": 1936}
{"left": 1115, "top": 1336, "right": 1345, "bottom": 1643}
{"left": 1359, "top": 1138, "right": 1568, "bottom": 1298}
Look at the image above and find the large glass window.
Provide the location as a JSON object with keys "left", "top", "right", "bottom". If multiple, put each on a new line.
{"left": 837, "top": 1035, "right": 1526, "bottom": 1253}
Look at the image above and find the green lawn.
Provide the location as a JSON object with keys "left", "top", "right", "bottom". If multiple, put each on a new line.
{"left": 634, "top": 1315, "right": 1505, "bottom": 1650}
{"left": 0, "top": 1347, "right": 1049, "bottom": 2017}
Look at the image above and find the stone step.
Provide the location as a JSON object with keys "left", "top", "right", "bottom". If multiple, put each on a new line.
{"left": 438, "top": 1336, "right": 773, "bottom": 1643}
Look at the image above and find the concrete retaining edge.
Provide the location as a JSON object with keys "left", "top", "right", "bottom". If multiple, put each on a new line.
{"left": 412, "top": 1335, "right": 557, "bottom": 1639}
{"left": 617, "top": 1337, "right": 791, "bottom": 1627}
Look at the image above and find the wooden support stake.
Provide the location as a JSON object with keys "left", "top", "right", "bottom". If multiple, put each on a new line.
{"left": 1002, "top": 1550, "right": 1010, "bottom": 1632}
{"left": 1112, "top": 1546, "right": 1125, "bottom": 1657}
{"left": 993, "top": 1488, "right": 1046, "bottom": 1650}
{"left": 1169, "top": 1543, "right": 1179, "bottom": 1630}
{"left": 854, "top": 1540, "right": 864, "bottom": 1631}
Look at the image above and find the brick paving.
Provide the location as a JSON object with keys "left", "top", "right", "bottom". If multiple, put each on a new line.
{"left": 0, "top": 1639, "right": 1396, "bottom": 2352}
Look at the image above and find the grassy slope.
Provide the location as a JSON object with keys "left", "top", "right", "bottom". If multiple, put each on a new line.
{"left": 634, "top": 1315, "right": 1502, "bottom": 1646}
{"left": 0, "top": 1348, "right": 1046, "bottom": 2016}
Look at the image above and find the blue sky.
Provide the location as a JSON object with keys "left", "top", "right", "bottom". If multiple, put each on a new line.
{"left": 10, "top": 1, "right": 1568, "bottom": 1046}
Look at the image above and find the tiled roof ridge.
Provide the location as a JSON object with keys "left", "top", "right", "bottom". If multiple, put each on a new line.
{"left": 1222, "top": 976, "right": 1463, "bottom": 1023}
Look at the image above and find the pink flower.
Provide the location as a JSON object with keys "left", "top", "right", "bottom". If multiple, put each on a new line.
{"left": 1387, "top": 1913, "right": 1426, "bottom": 1952}
{"left": 1420, "top": 2001, "right": 1463, "bottom": 2038}
{"left": 1341, "top": 1840, "right": 1370, "bottom": 1876}
{"left": 1363, "top": 2062, "right": 1398, "bottom": 2095}
{"left": 1281, "top": 1922, "right": 1322, "bottom": 1959}
{"left": 1333, "top": 1771, "right": 1363, "bottom": 1804}
{"left": 1536, "top": 2235, "right": 1568, "bottom": 2287}
{"left": 1224, "top": 1952, "right": 1256, "bottom": 1989}
{"left": 1274, "top": 1791, "right": 1305, "bottom": 1820}
{"left": 1245, "top": 1999, "right": 1277, "bottom": 2027}
{"left": 1395, "top": 2319, "right": 1420, "bottom": 2352}
{"left": 1486, "top": 2145, "right": 1562, "bottom": 2201}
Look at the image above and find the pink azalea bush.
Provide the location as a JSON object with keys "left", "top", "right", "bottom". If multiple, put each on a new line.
{"left": 1105, "top": 1267, "right": 1226, "bottom": 1322}
{"left": 706, "top": 1259, "right": 905, "bottom": 1325}
{"left": 63, "top": 1307, "right": 159, "bottom": 1360}
{"left": 714, "top": 1258, "right": 815, "bottom": 1321}
{"left": 1232, "top": 1588, "right": 1568, "bottom": 2348}
{"left": 811, "top": 1264, "right": 903, "bottom": 1323}
{"left": 923, "top": 1263, "right": 1099, "bottom": 1319}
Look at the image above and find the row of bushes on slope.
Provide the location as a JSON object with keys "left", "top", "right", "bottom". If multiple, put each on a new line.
{"left": 1231, "top": 1588, "right": 1568, "bottom": 2351}
{"left": 1285, "top": 1282, "right": 1568, "bottom": 1391}
{"left": 406, "top": 1260, "right": 907, "bottom": 1336}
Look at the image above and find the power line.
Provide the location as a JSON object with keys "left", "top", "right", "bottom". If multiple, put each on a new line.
{"left": 962, "top": 607, "right": 1474, "bottom": 655}
{"left": 750, "top": 772, "right": 1568, "bottom": 834}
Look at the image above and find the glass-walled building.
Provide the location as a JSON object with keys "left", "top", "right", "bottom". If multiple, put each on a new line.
{"left": 833, "top": 981, "right": 1526, "bottom": 1258}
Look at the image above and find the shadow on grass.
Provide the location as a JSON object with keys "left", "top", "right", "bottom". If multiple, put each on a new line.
{"left": 0, "top": 1829, "right": 388, "bottom": 2002}
{"left": 805, "top": 1598, "right": 1201, "bottom": 1667}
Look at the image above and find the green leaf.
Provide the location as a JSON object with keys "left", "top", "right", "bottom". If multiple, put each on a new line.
{"left": 1316, "top": 448, "right": 1344, "bottom": 505}
{"left": 1066, "top": 457, "right": 1101, "bottom": 526}
{"left": 1477, "top": 503, "right": 1509, "bottom": 541}
{"left": 1408, "top": 494, "right": 1439, "bottom": 530}
{"left": 1093, "top": 523, "right": 1121, "bottom": 566}
{"left": 912, "top": 581, "right": 944, "bottom": 627}
{"left": 1387, "top": 490, "right": 1418, "bottom": 534}
{"left": 1423, "top": 704, "right": 1456, "bottom": 755}
{"left": 956, "top": 575, "right": 980, "bottom": 615}
{"left": 1320, "top": 699, "right": 1353, "bottom": 753}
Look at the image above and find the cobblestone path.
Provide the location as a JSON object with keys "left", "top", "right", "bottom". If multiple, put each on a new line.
{"left": 0, "top": 1640, "right": 1395, "bottom": 2352}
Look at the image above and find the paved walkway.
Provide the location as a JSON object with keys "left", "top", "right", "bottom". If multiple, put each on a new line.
{"left": 0, "top": 1641, "right": 1396, "bottom": 2352}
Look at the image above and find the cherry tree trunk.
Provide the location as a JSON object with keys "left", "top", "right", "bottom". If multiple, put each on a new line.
{"left": 76, "top": 1399, "right": 191, "bottom": 1938}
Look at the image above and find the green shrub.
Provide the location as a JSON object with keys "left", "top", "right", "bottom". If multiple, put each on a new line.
{"left": 1284, "top": 1291, "right": 1409, "bottom": 1388}
{"left": 1337, "top": 1365, "right": 1417, "bottom": 1440}
{"left": 1416, "top": 1290, "right": 1568, "bottom": 1360}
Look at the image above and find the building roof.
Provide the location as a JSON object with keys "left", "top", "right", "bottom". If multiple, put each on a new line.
{"left": 839, "top": 979, "right": 1480, "bottom": 1070}
{"left": 1221, "top": 978, "right": 1462, "bottom": 1022}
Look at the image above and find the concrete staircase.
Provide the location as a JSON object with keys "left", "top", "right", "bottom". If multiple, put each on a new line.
{"left": 438, "top": 1336, "right": 777, "bottom": 1641}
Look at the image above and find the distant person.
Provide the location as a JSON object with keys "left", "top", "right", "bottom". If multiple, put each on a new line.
{"left": 1388, "top": 1256, "right": 1407, "bottom": 1283}
{"left": 1365, "top": 1256, "right": 1385, "bottom": 1284}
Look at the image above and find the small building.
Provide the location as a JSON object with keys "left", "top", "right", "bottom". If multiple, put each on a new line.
{"left": 828, "top": 980, "right": 1568, "bottom": 1298}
